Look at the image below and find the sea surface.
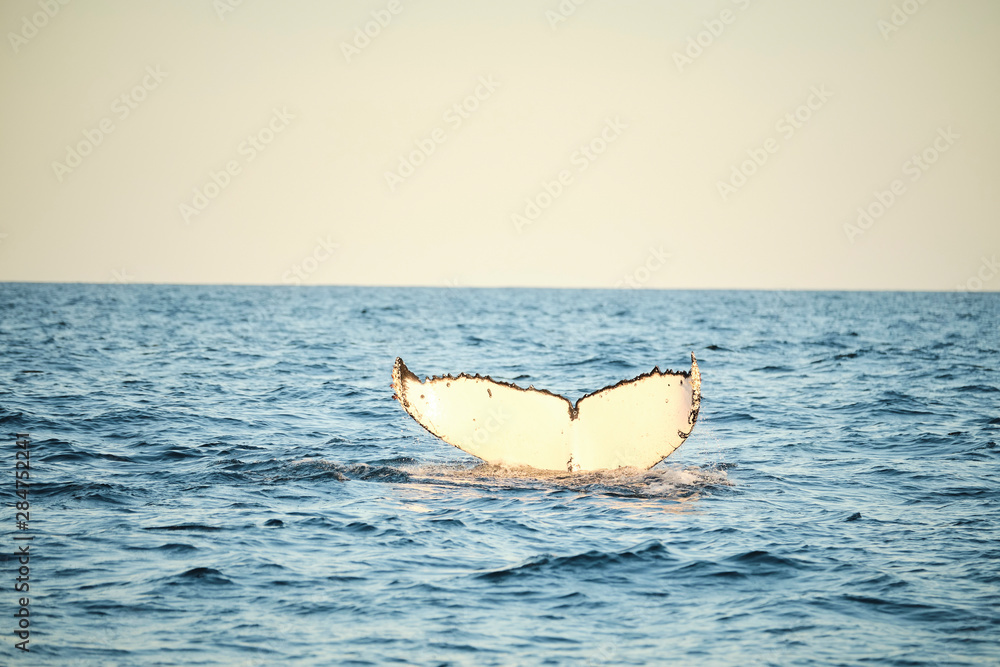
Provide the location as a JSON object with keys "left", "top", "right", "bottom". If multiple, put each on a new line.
{"left": 1, "top": 284, "right": 998, "bottom": 666}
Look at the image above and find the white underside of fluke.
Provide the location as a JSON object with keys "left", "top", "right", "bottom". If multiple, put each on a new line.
{"left": 392, "top": 354, "right": 701, "bottom": 472}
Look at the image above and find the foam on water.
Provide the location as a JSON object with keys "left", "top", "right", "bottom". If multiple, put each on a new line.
{"left": 274, "top": 457, "right": 731, "bottom": 501}
{"left": 409, "top": 461, "right": 728, "bottom": 497}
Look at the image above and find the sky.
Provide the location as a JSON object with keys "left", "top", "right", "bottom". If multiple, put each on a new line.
{"left": 0, "top": 0, "right": 997, "bottom": 290}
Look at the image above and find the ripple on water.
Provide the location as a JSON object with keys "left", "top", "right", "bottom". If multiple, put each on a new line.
{"left": 2, "top": 286, "right": 997, "bottom": 665}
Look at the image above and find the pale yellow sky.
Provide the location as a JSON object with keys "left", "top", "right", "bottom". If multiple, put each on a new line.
{"left": 1, "top": 0, "right": 997, "bottom": 290}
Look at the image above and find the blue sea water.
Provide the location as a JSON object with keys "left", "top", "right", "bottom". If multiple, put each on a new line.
{"left": 1, "top": 284, "right": 998, "bottom": 666}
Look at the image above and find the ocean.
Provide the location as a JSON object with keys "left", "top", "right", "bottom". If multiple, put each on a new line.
{"left": 1, "top": 284, "right": 998, "bottom": 666}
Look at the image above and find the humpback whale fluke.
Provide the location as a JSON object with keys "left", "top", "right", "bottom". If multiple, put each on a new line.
{"left": 392, "top": 354, "right": 701, "bottom": 472}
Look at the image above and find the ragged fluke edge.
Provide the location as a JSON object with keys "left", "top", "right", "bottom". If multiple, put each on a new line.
{"left": 392, "top": 355, "right": 701, "bottom": 472}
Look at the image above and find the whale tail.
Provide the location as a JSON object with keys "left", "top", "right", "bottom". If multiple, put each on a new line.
{"left": 392, "top": 354, "right": 701, "bottom": 472}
